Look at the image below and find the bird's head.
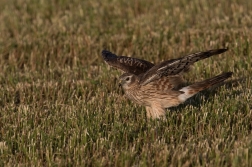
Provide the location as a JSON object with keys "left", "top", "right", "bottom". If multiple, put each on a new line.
{"left": 119, "top": 73, "right": 138, "bottom": 90}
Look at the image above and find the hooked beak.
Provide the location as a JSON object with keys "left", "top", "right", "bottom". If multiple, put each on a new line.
{"left": 118, "top": 78, "right": 123, "bottom": 88}
{"left": 118, "top": 79, "right": 122, "bottom": 87}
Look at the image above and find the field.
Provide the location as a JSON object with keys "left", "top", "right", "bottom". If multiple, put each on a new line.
{"left": 0, "top": 0, "right": 252, "bottom": 166}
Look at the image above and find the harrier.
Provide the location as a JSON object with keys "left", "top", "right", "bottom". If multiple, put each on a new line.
{"left": 102, "top": 49, "right": 232, "bottom": 119}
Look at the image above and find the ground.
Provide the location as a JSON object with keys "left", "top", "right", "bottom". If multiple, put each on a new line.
{"left": 0, "top": 0, "right": 251, "bottom": 166}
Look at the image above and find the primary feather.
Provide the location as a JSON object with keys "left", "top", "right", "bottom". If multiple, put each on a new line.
{"left": 139, "top": 48, "right": 228, "bottom": 85}
{"left": 101, "top": 50, "right": 154, "bottom": 75}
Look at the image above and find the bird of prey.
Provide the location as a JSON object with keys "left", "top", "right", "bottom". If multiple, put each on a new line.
{"left": 101, "top": 49, "right": 232, "bottom": 119}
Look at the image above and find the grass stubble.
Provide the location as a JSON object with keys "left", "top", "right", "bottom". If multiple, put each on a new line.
{"left": 0, "top": 0, "right": 251, "bottom": 166}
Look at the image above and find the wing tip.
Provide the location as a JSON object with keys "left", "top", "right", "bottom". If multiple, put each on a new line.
{"left": 220, "top": 48, "right": 228, "bottom": 52}
{"left": 224, "top": 71, "right": 233, "bottom": 78}
{"left": 101, "top": 50, "right": 117, "bottom": 61}
{"left": 101, "top": 49, "right": 111, "bottom": 56}
{"left": 211, "top": 48, "right": 229, "bottom": 54}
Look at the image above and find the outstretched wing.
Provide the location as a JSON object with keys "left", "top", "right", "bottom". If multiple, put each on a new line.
{"left": 102, "top": 50, "right": 154, "bottom": 75}
{"left": 139, "top": 48, "right": 228, "bottom": 85}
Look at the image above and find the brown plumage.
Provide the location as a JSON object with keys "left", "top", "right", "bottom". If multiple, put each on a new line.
{"left": 139, "top": 48, "right": 228, "bottom": 85}
{"left": 102, "top": 50, "right": 154, "bottom": 75}
{"left": 102, "top": 49, "right": 233, "bottom": 119}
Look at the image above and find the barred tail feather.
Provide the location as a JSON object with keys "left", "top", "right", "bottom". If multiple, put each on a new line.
{"left": 178, "top": 72, "right": 233, "bottom": 102}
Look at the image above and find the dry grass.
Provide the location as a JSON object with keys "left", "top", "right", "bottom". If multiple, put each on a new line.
{"left": 0, "top": 0, "right": 251, "bottom": 166}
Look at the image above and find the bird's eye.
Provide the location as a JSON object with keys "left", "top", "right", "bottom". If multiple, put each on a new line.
{"left": 125, "top": 77, "right": 130, "bottom": 81}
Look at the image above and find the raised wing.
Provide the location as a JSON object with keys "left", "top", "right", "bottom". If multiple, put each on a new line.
{"left": 139, "top": 48, "right": 228, "bottom": 85}
{"left": 101, "top": 50, "right": 154, "bottom": 75}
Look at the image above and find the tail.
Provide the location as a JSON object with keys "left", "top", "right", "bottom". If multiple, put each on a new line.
{"left": 178, "top": 72, "right": 233, "bottom": 102}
